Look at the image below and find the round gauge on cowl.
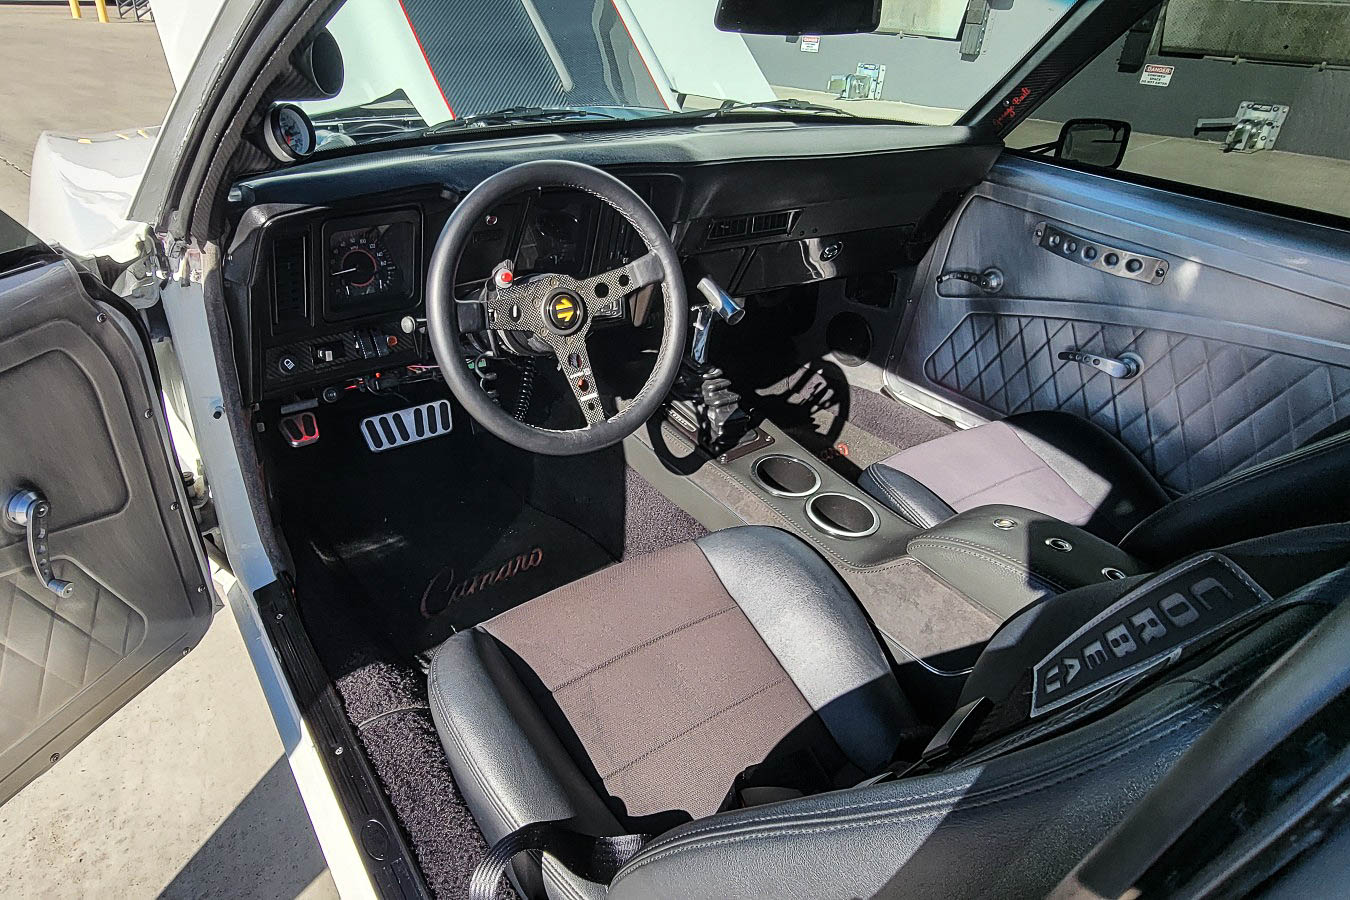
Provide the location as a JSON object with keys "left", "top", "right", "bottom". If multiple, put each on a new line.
{"left": 329, "top": 229, "right": 398, "bottom": 298}
{"left": 263, "top": 103, "right": 316, "bottom": 162}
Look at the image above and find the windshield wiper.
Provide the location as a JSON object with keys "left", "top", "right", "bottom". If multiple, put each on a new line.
{"left": 700, "top": 98, "right": 857, "bottom": 118}
{"left": 425, "top": 106, "right": 619, "bottom": 135}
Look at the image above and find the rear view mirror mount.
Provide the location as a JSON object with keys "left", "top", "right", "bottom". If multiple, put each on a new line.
{"left": 714, "top": 0, "right": 882, "bottom": 35}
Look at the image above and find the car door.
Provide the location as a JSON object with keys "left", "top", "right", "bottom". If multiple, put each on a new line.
{"left": 0, "top": 215, "right": 212, "bottom": 804}
{"left": 886, "top": 156, "right": 1350, "bottom": 496}
{"left": 888, "top": 13, "right": 1350, "bottom": 498}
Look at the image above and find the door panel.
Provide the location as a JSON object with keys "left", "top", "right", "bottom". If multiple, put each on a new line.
{"left": 0, "top": 258, "right": 212, "bottom": 803}
{"left": 887, "top": 156, "right": 1350, "bottom": 495}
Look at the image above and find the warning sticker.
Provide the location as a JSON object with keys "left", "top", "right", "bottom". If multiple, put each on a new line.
{"left": 801, "top": 35, "right": 820, "bottom": 52}
{"left": 1140, "top": 64, "right": 1174, "bottom": 87}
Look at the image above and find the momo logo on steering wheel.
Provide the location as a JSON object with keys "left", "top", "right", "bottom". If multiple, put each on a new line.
{"left": 544, "top": 290, "right": 585, "bottom": 334}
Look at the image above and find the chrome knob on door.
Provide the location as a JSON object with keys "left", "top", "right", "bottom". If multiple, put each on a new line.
{"left": 4, "top": 489, "right": 74, "bottom": 598}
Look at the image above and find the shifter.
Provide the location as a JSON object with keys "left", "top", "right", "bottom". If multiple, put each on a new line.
{"left": 668, "top": 277, "right": 755, "bottom": 455}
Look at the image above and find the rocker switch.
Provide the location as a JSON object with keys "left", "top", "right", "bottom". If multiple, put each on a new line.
{"left": 4, "top": 489, "right": 74, "bottom": 598}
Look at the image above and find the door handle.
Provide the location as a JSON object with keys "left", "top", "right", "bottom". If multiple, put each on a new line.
{"left": 1058, "top": 350, "right": 1142, "bottom": 379}
{"left": 5, "top": 489, "right": 75, "bottom": 598}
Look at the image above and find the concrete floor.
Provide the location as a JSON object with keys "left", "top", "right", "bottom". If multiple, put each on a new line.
{"left": 0, "top": 6, "right": 338, "bottom": 898}
{"left": 0, "top": 6, "right": 176, "bottom": 220}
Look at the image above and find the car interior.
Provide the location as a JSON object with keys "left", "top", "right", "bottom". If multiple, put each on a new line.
{"left": 212, "top": 87, "right": 1350, "bottom": 897}
{"left": 5, "top": 0, "right": 1347, "bottom": 898}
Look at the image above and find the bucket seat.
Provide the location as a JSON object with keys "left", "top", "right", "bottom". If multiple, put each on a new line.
{"left": 428, "top": 523, "right": 1348, "bottom": 899}
{"left": 859, "top": 410, "right": 1350, "bottom": 563}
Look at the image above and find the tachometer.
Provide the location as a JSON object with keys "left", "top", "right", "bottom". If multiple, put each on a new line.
{"left": 329, "top": 228, "right": 399, "bottom": 299}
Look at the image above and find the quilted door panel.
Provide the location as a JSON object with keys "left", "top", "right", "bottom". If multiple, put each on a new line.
{"left": 889, "top": 157, "right": 1350, "bottom": 496}
{"left": 924, "top": 313, "right": 1350, "bottom": 494}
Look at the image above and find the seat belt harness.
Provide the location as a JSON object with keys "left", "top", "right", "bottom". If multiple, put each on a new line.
{"left": 469, "top": 822, "right": 649, "bottom": 900}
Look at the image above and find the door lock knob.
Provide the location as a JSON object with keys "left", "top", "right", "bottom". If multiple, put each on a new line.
{"left": 5, "top": 490, "right": 74, "bottom": 598}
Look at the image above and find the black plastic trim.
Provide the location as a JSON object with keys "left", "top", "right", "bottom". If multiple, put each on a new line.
{"left": 253, "top": 577, "right": 432, "bottom": 900}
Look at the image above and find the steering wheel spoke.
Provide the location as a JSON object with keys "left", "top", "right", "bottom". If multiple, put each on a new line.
{"left": 425, "top": 160, "right": 687, "bottom": 455}
{"left": 576, "top": 252, "right": 663, "bottom": 320}
{"left": 553, "top": 336, "right": 606, "bottom": 426}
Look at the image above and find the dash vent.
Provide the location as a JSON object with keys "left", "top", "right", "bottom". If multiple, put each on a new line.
{"left": 707, "top": 216, "right": 749, "bottom": 242}
{"left": 750, "top": 210, "right": 796, "bottom": 236}
{"left": 271, "top": 234, "right": 309, "bottom": 331}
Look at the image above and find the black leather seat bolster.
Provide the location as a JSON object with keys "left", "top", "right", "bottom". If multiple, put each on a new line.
{"left": 1121, "top": 428, "right": 1350, "bottom": 565}
{"left": 606, "top": 600, "right": 1323, "bottom": 900}
{"left": 428, "top": 631, "right": 620, "bottom": 900}
{"left": 696, "top": 527, "right": 919, "bottom": 771}
{"left": 860, "top": 464, "right": 956, "bottom": 528}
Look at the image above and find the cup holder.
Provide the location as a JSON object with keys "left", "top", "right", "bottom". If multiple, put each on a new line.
{"left": 751, "top": 454, "right": 821, "bottom": 498}
{"left": 805, "top": 492, "right": 880, "bottom": 540}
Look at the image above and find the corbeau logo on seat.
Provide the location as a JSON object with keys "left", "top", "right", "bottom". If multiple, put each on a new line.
{"left": 1030, "top": 553, "right": 1272, "bottom": 717}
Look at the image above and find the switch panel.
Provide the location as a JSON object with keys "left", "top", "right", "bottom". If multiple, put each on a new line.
{"left": 1035, "top": 222, "right": 1167, "bottom": 285}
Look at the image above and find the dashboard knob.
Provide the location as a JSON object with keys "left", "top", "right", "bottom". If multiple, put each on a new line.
{"left": 277, "top": 353, "right": 301, "bottom": 375}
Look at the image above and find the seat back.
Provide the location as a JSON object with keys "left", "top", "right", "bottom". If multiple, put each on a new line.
{"left": 1120, "top": 425, "right": 1350, "bottom": 565}
{"left": 606, "top": 528, "right": 1350, "bottom": 900}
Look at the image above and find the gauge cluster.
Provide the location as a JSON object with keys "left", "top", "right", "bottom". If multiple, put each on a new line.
{"left": 323, "top": 209, "right": 420, "bottom": 320}
{"left": 238, "top": 185, "right": 647, "bottom": 402}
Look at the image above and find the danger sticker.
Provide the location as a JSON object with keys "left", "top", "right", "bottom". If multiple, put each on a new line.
{"left": 1139, "top": 64, "right": 1174, "bottom": 87}
{"left": 801, "top": 35, "right": 820, "bottom": 52}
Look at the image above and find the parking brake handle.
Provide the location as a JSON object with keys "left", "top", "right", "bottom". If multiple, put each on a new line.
{"left": 5, "top": 489, "right": 74, "bottom": 598}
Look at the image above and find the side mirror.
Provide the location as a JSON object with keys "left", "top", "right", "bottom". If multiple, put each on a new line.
{"left": 1056, "top": 118, "right": 1131, "bottom": 169}
{"left": 714, "top": 0, "right": 881, "bottom": 35}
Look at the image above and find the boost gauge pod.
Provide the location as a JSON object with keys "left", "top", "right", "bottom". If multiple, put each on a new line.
{"left": 263, "top": 103, "right": 316, "bottom": 162}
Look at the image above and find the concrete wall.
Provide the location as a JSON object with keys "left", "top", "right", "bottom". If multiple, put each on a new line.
{"left": 1035, "top": 34, "right": 1350, "bottom": 160}
{"left": 743, "top": 0, "right": 1069, "bottom": 112}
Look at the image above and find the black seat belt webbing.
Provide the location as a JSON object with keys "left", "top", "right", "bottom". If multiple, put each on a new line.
{"left": 469, "top": 822, "right": 649, "bottom": 900}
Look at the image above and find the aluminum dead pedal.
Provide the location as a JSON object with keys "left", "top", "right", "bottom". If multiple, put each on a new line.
{"left": 280, "top": 411, "right": 320, "bottom": 448}
{"left": 361, "top": 400, "right": 453, "bottom": 453}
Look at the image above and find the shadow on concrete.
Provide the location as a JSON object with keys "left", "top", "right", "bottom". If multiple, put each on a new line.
{"left": 158, "top": 758, "right": 330, "bottom": 899}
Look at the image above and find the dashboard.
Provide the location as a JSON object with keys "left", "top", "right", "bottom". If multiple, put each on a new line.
{"left": 222, "top": 121, "right": 1002, "bottom": 405}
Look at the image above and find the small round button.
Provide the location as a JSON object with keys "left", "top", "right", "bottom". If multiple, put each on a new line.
{"left": 1125, "top": 258, "right": 1144, "bottom": 273}
{"left": 1104, "top": 252, "right": 1120, "bottom": 267}
{"left": 1083, "top": 246, "right": 1097, "bottom": 261}
{"left": 1065, "top": 241, "right": 1078, "bottom": 253}
{"left": 277, "top": 354, "right": 300, "bottom": 375}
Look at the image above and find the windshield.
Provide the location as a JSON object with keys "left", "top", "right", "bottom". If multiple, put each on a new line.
{"left": 294, "top": 0, "right": 1080, "bottom": 151}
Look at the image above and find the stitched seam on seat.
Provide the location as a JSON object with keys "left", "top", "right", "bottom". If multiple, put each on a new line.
{"left": 549, "top": 604, "right": 738, "bottom": 691}
{"left": 907, "top": 537, "right": 1068, "bottom": 593}
{"left": 598, "top": 676, "right": 789, "bottom": 780}
{"left": 864, "top": 467, "right": 931, "bottom": 527}
{"left": 633, "top": 690, "right": 1214, "bottom": 852}
{"left": 614, "top": 704, "right": 1212, "bottom": 881}
{"left": 944, "top": 460, "right": 1050, "bottom": 506}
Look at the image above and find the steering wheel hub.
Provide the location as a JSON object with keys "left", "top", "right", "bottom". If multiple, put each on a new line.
{"left": 542, "top": 288, "right": 585, "bottom": 335}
